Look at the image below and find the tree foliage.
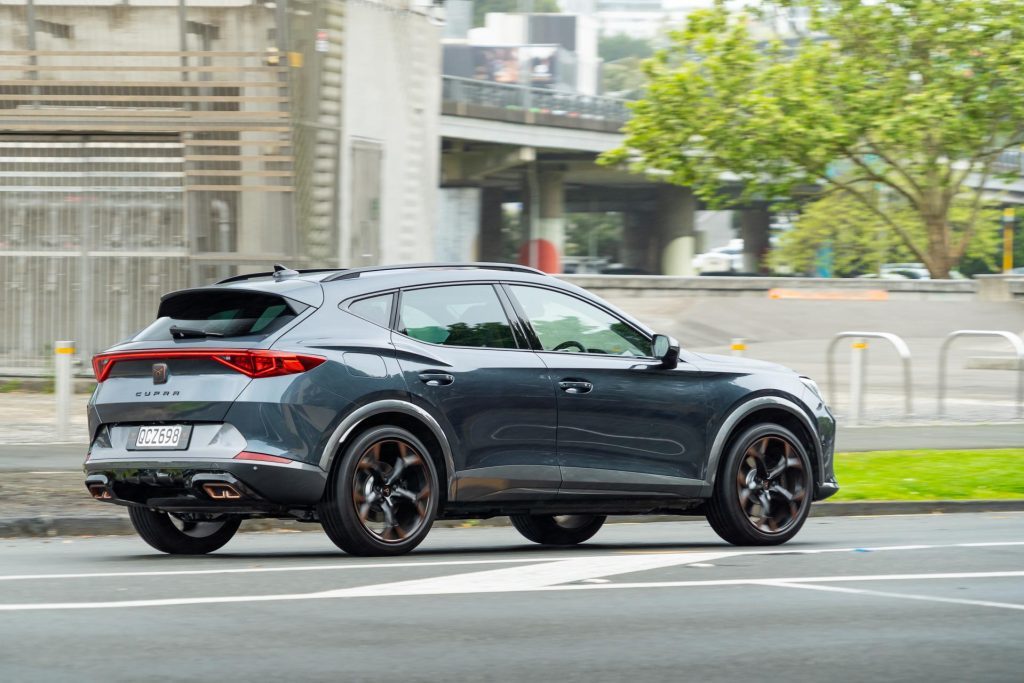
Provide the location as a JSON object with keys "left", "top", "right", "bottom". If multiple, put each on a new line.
{"left": 602, "top": 0, "right": 1024, "bottom": 277}
{"left": 598, "top": 33, "right": 654, "bottom": 63}
{"left": 769, "top": 190, "right": 1001, "bottom": 277}
{"left": 473, "top": 0, "right": 561, "bottom": 28}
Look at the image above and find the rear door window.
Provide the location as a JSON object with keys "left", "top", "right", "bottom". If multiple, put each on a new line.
{"left": 136, "top": 290, "right": 308, "bottom": 341}
{"left": 398, "top": 284, "right": 517, "bottom": 349}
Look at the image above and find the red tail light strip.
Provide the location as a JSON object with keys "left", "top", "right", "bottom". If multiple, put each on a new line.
{"left": 91, "top": 349, "right": 326, "bottom": 382}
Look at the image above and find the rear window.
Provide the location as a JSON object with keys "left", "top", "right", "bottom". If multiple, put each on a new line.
{"left": 135, "top": 290, "right": 308, "bottom": 341}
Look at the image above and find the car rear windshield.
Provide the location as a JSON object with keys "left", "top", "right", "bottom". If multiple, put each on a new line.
{"left": 135, "top": 290, "right": 309, "bottom": 341}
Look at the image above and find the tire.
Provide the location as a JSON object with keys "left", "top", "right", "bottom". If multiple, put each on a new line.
{"left": 318, "top": 426, "right": 439, "bottom": 556}
{"left": 127, "top": 506, "right": 241, "bottom": 555}
{"left": 509, "top": 514, "right": 606, "bottom": 546}
{"left": 706, "top": 423, "right": 813, "bottom": 546}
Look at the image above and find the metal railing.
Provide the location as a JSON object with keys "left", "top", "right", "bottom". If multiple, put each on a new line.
{"left": 441, "top": 76, "right": 631, "bottom": 129}
{"left": 826, "top": 331, "right": 913, "bottom": 424}
{"left": 938, "top": 330, "right": 1024, "bottom": 418}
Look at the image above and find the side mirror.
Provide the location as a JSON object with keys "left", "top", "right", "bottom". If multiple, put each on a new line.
{"left": 651, "top": 334, "right": 680, "bottom": 369}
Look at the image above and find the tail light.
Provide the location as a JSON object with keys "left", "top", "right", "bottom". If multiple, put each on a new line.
{"left": 92, "top": 349, "right": 326, "bottom": 382}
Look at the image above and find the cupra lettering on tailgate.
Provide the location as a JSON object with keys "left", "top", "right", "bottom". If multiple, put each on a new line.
{"left": 135, "top": 391, "right": 181, "bottom": 397}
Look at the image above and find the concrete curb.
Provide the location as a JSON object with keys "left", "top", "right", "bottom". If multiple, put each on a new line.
{"left": 2, "top": 499, "right": 1023, "bottom": 538}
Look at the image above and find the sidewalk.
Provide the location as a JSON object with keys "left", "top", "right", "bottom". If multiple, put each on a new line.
{"left": 0, "top": 391, "right": 91, "bottom": 446}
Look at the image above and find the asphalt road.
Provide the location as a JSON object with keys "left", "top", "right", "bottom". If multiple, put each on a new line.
{"left": 3, "top": 423, "right": 1021, "bottom": 472}
{"left": 0, "top": 513, "right": 1021, "bottom": 682}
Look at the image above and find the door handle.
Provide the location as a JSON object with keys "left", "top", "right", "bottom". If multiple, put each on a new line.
{"left": 419, "top": 372, "right": 454, "bottom": 387}
{"left": 558, "top": 380, "right": 593, "bottom": 395}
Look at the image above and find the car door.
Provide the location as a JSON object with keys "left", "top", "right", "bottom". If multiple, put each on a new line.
{"left": 392, "top": 282, "right": 559, "bottom": 502}
{"left": 505, "top": 283, "right": 707, "bottom": 497}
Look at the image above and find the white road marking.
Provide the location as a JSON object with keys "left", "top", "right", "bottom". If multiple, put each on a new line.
{"left": 316, "top": 551, "right": 734, "bottom": 598}
{"left": 0, "top": 551, "right": 732, "bottom": 611}
{"left": 550, "top": 571, "right": 1024, "bottom": 591}
{"left": 764, "top": 581, "right": 1024, "bottom": 612}
{"left": 0, "top": 540, "right": 1021, "bottom": 583}
{"left": 0, "top": 557, "right": 555, "bottom": 582}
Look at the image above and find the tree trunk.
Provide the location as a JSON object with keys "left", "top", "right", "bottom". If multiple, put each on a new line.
{"left": 923, "top": 214, "right": 953, "bottom": 279}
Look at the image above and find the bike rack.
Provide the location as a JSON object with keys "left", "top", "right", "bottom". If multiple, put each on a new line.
{"left": 826, "top": 332, "right": 913, "bottom": 425}
{"left": 937, "top": 330, "right": 1024, "bottom": 419}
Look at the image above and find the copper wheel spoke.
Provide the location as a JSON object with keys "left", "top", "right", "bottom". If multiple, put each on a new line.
{"left": 735, "top": 435, "right": 808, "bottom": 536}
{"left": 351, "top": 438, "right": 432, "bottom": 545}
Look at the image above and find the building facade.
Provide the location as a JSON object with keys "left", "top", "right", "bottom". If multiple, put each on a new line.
{"left": 0, "top": 0, "right": 441, "bottom": 374}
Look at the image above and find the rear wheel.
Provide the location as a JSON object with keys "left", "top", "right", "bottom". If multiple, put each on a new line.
{"left": 319, "top": 426, "right": 439, "bottom": 556}
{"left": 509, "top": 514, "right": 606, "bottom": 546}
{"left": 706, "top": 423, "right": 812, "bottom": 546}
{"left": 127, "top": 507, "right": 241, "bottom": 555}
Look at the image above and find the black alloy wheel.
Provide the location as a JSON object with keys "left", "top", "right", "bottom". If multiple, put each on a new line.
{"left": 319, "top": 426, "right": 439, "bottom": 556}
{"left": 706, "top": 423, "right": 812, "bottom": 545}
{"left": 510, "top": 514, "right": 606, "bottom": 545}
{"left": 127, "top": 506, "right": 241, "bottom": 555}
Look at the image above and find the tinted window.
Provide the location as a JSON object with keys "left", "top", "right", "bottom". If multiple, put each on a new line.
{"left": 399, "top": 285, "right": 517, "bottom": 349}
{"left": 349, "top": 293, "right": 393, "bottom": 328}
{"left": 510, "top": 285, "right": 649, "bottom": 356}
{"left": 137, "top": 291, "right": 305, "bottom": 341}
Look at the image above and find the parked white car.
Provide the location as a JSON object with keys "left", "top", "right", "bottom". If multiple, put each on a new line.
{"left": 692, "top": 239, "right": 744, "bottom": 274}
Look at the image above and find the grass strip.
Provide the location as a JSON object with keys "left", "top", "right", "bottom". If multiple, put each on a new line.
{"left": 832, "top": 448, "right": 1024, "bottom": 501}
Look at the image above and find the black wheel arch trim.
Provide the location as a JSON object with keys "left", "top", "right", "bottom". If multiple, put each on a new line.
{"left": 702, "top": 395, "right": 823, "bottom": 495}
{"left": 318, "top": 399, "right": 457, "bottom": 500}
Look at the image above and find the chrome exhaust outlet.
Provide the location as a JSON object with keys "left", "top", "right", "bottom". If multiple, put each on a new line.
{"left": 202, "top": 483, "right": 243, "bottom": 500}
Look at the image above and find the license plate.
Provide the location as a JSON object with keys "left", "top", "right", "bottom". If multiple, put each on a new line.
{"left": 128, "top": 425, "right": 192, "bottom": 450}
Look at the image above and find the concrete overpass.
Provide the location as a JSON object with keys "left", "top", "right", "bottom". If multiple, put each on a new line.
{"left": 439, "top": 75, "right": 1024, "bottom": 275}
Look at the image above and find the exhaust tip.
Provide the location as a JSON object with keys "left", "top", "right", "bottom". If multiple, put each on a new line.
{"left": 88, "top": 484, "right": 112, "bottom": 500}
{"left": 202, "top": 483, "right": 243, "bottom": 500}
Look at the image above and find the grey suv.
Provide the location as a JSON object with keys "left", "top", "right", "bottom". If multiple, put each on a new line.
{"left": 84, "top": 263, "right": 837, "bottom": 555}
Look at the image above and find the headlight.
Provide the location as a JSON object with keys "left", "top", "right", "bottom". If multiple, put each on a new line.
{"left": 799, "top": 376, "right": 825, "bottom": 405}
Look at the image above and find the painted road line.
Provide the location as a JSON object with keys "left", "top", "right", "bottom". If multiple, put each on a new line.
{"left": 0, "top": 540, "right": 1022, "bottom": 583}
{"left": 315, "top": 551, "right": 735, "bottom": 598}
{"left": 2, "top": 563, "right": 1024, "bottom": 612}
{"left": 0, "top": 557, "right": 558, "bottom": 582}
{"left": 764, "top": 581, "right": 1024, "bottom": 612}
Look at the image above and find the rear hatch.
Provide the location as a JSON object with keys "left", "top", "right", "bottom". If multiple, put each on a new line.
{"left": 91, "top": 284, "right": 320, "bottom": 429}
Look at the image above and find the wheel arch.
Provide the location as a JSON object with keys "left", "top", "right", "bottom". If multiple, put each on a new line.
{"left": 319, "top": 400, "right": 456, "bottom": 502}
{"left": 703, "top": 396, "right": 822, "bottom": 494}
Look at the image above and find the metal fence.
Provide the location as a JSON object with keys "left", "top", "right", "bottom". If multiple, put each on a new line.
{"left": 441, "top": 76, "right": 631, "bottom": 131}
{"left": 0, "top": 45, "right": 298, "bottom": 376}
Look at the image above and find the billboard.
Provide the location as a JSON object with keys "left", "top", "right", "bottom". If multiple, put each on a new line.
{"left": 443, "top": 44, "right": 564, "bottom": 89}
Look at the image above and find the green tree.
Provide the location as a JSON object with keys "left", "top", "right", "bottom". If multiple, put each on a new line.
{"left": 565, "top": 212, "right": 624, "bottom": 261}
{"left": 602, "top": 0, "right": 1024, "bottom": 277}
{"left": 599, "top": 33, "right": 654, "bottom": 63}
{"left": 769, "top": 190, "right": 1001, "bottom": 277}
{"left": 473, "top": 0, "right": 561, "bottom": 28}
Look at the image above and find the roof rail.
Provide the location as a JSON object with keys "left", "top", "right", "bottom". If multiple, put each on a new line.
{"left": 322, "top": 262, "right": 546, "bottom": 282}
{"left": 215, "top": 268, "right": 346, "bottom": 285}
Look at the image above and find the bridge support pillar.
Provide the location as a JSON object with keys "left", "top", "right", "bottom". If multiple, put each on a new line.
{"left": 478, "top": 187, "right": 504, "bottom": 262}
{"left": 519, "top": 166, "right": 565, "bottom": 273}
{"left": 740, "top": 206, "right": 771, "bottom": 274}
{"left": 622, "top": 210, "right": 656, "bottom": 273}
{"left": 657, "top": 186, "right": 696, "bottom": 276}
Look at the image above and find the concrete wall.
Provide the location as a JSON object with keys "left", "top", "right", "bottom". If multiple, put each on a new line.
{"left": 561, "top": 274, "right": 982, "bottom": 301}
{"left": 339, "top": 0, "right": 442, "bottom": 265}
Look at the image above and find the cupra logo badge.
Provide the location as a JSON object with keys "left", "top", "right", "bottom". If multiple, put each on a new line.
{"left": 152, "top": 363, "right": 169, "bottom": 385}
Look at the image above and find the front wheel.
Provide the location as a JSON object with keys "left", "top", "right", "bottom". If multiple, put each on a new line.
{"left": 706, "top": 423, "right": 813, "bottom": 546}
{"left": 510, "top": 514, "right": 606, "bottom": 546}
{"left": 127, "top": 507, "right": 241, "bottom": 555}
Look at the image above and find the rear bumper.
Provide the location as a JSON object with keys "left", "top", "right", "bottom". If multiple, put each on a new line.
{"left": 84, "top": 457, "right": 328, "bottom": 514}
